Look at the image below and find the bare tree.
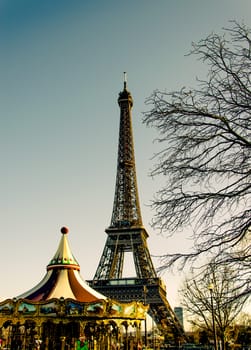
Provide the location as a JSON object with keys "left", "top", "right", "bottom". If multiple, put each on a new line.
{"left": 180, "top": 263, "right": 248, "bottom": 349}
{"left": 143, "top": 21, "right": 251, "bottom": 298}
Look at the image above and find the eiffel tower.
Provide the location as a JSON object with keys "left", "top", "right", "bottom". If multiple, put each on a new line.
{"left": 88, "top": 75, "right": 186, "bottom": 343}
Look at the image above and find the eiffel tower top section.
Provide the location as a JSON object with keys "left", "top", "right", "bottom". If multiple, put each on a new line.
{"left": 109, "top": 73, "right": 143, "bottom": 229}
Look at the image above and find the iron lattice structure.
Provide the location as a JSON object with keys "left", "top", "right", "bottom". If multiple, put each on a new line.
{"left": 88, "top": 79, "right": 186, "bottom": 343}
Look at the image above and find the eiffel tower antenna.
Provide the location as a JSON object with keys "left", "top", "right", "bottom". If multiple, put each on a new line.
{"left": 123, "top": 71, "right": 127, "bottom": 87}
{"left": 89, "top": 76, "right": 186, "bottom": 343}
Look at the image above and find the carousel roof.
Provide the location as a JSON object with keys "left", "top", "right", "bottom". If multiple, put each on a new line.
{"left": 17, "top": 227, "right": 106, "bottom": 302}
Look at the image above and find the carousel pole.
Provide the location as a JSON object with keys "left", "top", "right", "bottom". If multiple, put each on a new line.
{"left": 60, "top": 336, "right": 66, "bottom": 350}
{"left": 45, "top": 337, "right": 49, "bottom": 350}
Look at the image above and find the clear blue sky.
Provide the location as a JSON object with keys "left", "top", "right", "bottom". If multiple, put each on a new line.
{"left": 1, "top": 0, "right": 251, "bottom": 311}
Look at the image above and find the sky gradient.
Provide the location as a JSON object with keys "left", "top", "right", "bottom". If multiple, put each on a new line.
{"left": 1, "top": 0, "right": 251, "bottom": 314}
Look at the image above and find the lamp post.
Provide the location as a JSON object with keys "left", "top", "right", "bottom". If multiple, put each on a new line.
{"left": 208, "top": 283, "right": 217, "bottom": 350}
{"left": 143, "top": 286, "right": 148, "bottom": 349}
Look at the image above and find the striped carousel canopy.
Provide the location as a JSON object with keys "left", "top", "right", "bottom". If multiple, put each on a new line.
{"left": 17, "top": 227, "right": 106, "bottom": 302}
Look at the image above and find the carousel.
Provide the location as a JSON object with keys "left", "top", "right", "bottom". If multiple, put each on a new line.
{"left": 0, "top": 227, "right": 147, "bottom": 350}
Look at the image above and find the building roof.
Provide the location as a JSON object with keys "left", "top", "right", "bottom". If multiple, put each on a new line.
{"left": 17, "top": 227, "right": 106, "bottom": 302}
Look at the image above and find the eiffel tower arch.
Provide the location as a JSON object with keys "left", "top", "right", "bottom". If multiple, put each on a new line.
{"left": 88, "top": 75, "right": 186, "bottom": 344}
